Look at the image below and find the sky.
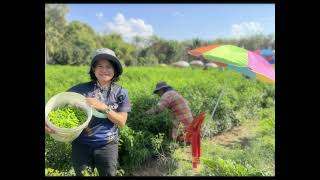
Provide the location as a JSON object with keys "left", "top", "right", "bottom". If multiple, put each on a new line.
{"left": 65, "top": 4, "right": 275, "bottom": 43}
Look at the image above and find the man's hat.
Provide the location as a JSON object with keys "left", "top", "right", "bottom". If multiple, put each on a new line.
{"left": 153, "top": 81, "right": 172, "bottom": 94}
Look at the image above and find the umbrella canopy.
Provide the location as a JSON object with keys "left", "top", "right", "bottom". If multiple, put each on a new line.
{"left": 189, "top": 45, "right": 275, "bottom": 84}
{"left": 188, "top": 44, "right": 220, "bottom": 57}
{"left": 254, "top": 49, "right": 275, "bottom": 64}
{"left": 189, "top": 45, "right": 227, "bottom": 67}
{"left": 268, "top": 55, "right": 275, "bottom": 64}
{"left": 255, "top": 49, "right": 273, "bottom": 56}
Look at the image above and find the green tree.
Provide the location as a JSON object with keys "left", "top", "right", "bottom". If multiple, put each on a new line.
{"left": 52, "top": 41, "right": 73, "bottom": 65}
{"left": 45, "top": 4, "right": 69, "bottom": 63}
{"left": 137, "top": 54, "right": 159, "bottom": 65}
{"left": 52, "top": 21, "right": 100, "bottom": 65}
{"left": 191, "top": 38, "right": 203, "bottom": 49}
{"left": 100, "top": 33, "right": 137, "bottom": 66}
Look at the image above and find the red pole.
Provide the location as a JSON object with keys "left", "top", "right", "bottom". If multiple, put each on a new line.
{"left": 187, "top": 112, "right": 205, "bottom": 173}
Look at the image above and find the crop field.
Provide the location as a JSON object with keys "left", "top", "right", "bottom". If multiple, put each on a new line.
{"left": 45, "top": 65, "right": 275, "bottom": 176}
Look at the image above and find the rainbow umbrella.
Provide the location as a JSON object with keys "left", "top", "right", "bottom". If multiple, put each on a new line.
{"left": 268, "top": 56, "right": 275, "bottom": 64}
{"left": 189, "top": 45, "right": 275, "bottom": 84}
{"left": 187, "top": 45, "right": 275, "bottom": 170}
{"left": 254, "top": 49, "right": 275, "bottom": 65}
{"left": 189, "top": 45, "right": 227, "bottom": 67}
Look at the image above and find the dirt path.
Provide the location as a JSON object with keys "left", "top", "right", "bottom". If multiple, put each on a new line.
{"left": 129, "top": 158, "right": 168, "bottom": 176}
{"left": 129, "top": 120, "right": 259, "bottom": 176}
{"left": 209, "top": 120, "right": 259, "bottom": 147}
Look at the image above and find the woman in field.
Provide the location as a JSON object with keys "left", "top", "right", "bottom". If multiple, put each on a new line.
{"left": 45, "top": 48, "right": 131, "bottom": 176}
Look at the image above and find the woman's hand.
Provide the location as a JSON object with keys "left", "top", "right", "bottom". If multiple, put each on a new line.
{"left": 86, "top": 97, "right": 108, "bottom": 111}
{"left": 86, "top": 98, "right": 128, "bottom": 127}
{"left": 45, "top": 122, "right": 55, "bottom": 134}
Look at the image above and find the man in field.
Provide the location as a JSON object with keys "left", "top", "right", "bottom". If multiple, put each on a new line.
{"left": 146, "top": 81, "right": 193, "bottom": 141}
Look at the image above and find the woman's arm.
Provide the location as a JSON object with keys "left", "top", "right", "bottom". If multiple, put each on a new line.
{"left": 86, "top": 97, "right": 128, "bottom": 127}
{"left": 105, "top": 111, "right": 128, "bottom": 128}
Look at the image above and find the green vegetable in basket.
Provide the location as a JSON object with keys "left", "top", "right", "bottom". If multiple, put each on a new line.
{"left": 48, "top": 105, "right": 87, "bottom": 128}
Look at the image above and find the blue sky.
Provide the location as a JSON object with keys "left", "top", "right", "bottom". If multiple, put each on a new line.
{"left": 66, "top": 4, "right": 275, "bottom": 42}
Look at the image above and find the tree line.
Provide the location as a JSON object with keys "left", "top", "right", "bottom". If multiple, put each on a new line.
{"left": 45, "top": 4, "right": 275, "bottom": 66}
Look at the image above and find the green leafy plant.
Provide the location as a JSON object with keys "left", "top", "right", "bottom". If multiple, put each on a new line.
{"left": 48, "top": 105, "right": 87, "bottom": 128}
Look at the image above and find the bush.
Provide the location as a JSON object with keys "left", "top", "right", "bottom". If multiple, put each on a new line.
{"left": 45, "top": 66, "right": 274, "bottom": 175}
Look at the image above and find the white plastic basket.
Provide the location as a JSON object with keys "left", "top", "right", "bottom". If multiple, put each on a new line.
{"left": 45, "top": 92, "right": 93, "bottom": 142}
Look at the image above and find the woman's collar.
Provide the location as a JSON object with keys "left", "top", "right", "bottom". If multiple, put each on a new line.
{"left": 96, "top": 81, "right": 111, "bottom": 91}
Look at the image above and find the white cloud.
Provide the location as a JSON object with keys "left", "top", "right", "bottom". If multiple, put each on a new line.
{"left": 105, "top": 13, "right": 154, "bottom": 42}
{"left": 231, "top": 22, "right": 264, "bottom": 38}
{"left": 96, "top": 12, "right": 104, "bottom": 20}
{"left": 173, "top": 11, "right": 184, "bottom": 17}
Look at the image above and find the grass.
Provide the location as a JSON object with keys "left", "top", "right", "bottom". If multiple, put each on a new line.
{"left": 169, "top": 114, "right": 275, "bottom": 176}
